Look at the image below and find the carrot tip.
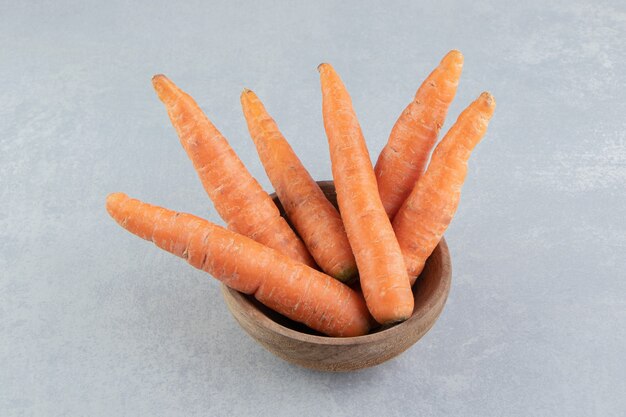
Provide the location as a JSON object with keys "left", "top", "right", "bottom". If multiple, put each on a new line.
{"left": 241, "top": 88, "right": 253, "bottom": 100}
{"left": 106, "top": 192, "right": 126, "bottom": 203}
{"left": 105, "top": 192, "right": 128, "bottom": 214}
{"left": 442, "top": 50, "right": 464, "bottom": 66}
{"left": 151, "top": 74, "right": 180, "bottom": 104}
{"left": 317, "top": 63, "right": 330, "bottom": 73}
{"left": 151, "top": 74, "right": 169, "bottom": 94}
{"left": 479, "top": 91, "right": 496, "bottom": 108}
{"left": 152, "top": 74, "right": 169, "bottom": 89}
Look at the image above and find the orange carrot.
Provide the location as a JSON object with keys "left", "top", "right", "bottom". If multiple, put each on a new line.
{"left": 318, "top": 63, "right": 414, "bottom": 324}
{"left": 394, "top": 92, "right": 496, "bottom": 281}
{"left": 106, "top": 193, "right": 372, "bottom": 337}
{"left": 375, "top": 50, "right": 464, "bottom": 219}
{"left": 240, "top": 89, "right": 357, "bottom": 282}
{"left": 151, "top": 75, "right": 315, "bottom": 267}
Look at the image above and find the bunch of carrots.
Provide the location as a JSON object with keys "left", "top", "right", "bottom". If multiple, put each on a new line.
{"left": 107, "top": 50, "right": 495, "bottom": 337}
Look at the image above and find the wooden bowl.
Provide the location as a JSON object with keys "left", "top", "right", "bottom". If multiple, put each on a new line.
{"left": 221, "top": 181, "right": 451, "bottom": 372}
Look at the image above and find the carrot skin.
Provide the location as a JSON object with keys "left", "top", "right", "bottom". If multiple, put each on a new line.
{"left": 318, "top": 63, "right": 414, "bottom": 325}
{"left": 106, "top": 193, "right": 372, "bottom": 337}
{"left": 240, "top": 89, "right": 357, "bottom": 281}
{"left": 394, "top": 92, "right": 496, "bottom": 281}
{"left": 375, "top": 50, "right": 463, "bottom": 219}
{"left": 151, "top": 75, "right": 315, "bottom": 268}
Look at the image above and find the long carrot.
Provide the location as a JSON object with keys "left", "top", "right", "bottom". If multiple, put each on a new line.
{"left": 106, "top": 193, "right": 372, "bottom": 337}
{"left": 151, "top": 75, "right": 315, "bottom": 267}
{"left": 318, "top": 63, "right": 414, "bottom": 324}
{"left": 394, "top": 92, "right": 496, "bottom": 281}
{"left": 240, "top": 89, "right": 357, "bottom": 282}
{"left": 375, "top": 50, "right": 464, "bottom": 219}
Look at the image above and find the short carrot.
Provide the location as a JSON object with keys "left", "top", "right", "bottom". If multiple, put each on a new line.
{"left": 375, "top": 50, "right": 464, "bottom": 219}
{"left": 318, "top": 63, "right": 414, "bottom": 324}
{"left": 106, "top": 193, "right": 372, "bottom": 337}
{"left": 394, "top": 92, "right": 496, "bottom": 281}
{"left": 151, "top": 75, "right": 315, "bottom": 267}
{"left": 240, "top": 89, "right": 357, "bottom": 282}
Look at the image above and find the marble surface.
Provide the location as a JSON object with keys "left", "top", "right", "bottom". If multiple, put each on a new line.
{"left": 1, "top": 0, "right": 625, "bottom": 415}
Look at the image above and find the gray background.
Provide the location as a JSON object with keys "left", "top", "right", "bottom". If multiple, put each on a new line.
{"left": 1, "top": 0, "right": 625, "bottom": 415}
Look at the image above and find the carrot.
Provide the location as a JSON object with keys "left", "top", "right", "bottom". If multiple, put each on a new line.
{"left": 318, "top": 63, "right": 414, "bottom": 324}
{"left": 151, "top": 75, "right": 315, "bottom": 267}
{"left": 375, "top": 50, "right": 464, "bottom": 219}
{"left": 106, "top": 193, "right": 372, "bottom": 337}
{"left": 240, "top": 89, "right": 357, "bottom": 282}
{"left": 394, "top": 92, "right": 496, "bottom": 281}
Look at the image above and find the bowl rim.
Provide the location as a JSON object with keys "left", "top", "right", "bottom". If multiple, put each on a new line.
{"left": 222, "top": 237, "right": 451, "bottom": 346}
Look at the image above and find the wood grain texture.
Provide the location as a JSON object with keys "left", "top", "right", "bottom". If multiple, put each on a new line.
{"left": 221, "top": 181, "right": 452, "bottom": 371}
